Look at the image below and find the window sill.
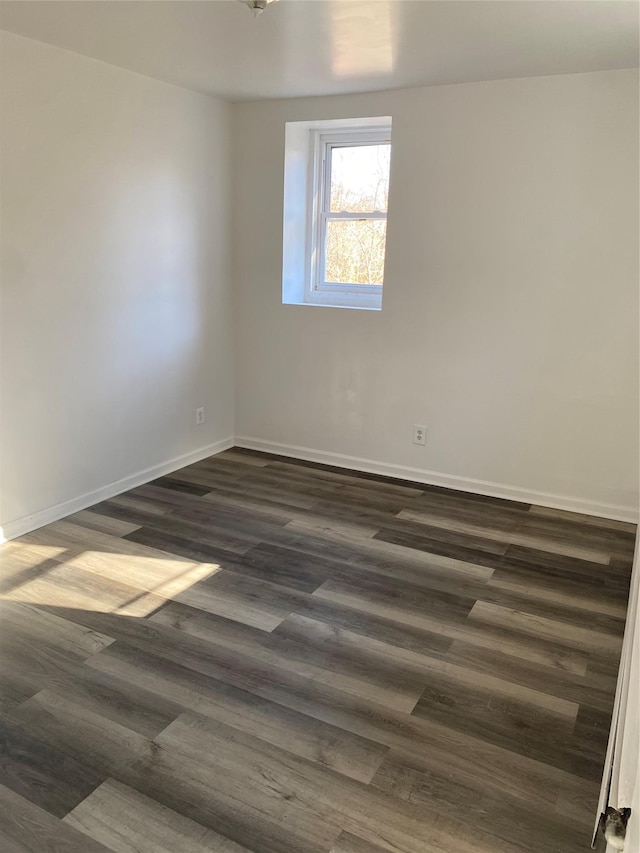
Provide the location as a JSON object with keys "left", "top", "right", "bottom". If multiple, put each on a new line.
{"left": 302, "top": 290, "right": 382, "bottom": 311}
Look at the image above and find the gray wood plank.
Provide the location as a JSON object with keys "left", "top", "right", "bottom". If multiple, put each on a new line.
{"left": 64, "top": 779, "right": 252, "bottom": 853}
{"left": 0, "top": 782, "right": 112, "bottom": 853}
{"left": 83, "top": 633, "right": 389, "bottom": 784}
{"left": 157, "top": 710, "right": 519, "bottom": 853}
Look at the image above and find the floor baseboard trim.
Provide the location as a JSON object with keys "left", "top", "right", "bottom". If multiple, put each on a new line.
{"left": 0, "top": 437, "right": 234, "bottom": 542}
{"left": 235, "top": 436, "right": 639, "bottom": 524}
{"left": 3, "top": 435, "right": 636, "bottom": 542}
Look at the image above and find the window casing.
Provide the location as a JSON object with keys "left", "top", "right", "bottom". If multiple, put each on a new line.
{"left": 307, "top": 128, "right": 390, "bottom": 309}
{"left": 282, "top": 116, "right": 392, "bottom": 311}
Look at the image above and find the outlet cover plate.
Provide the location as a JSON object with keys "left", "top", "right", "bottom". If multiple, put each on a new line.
{"left": 413, "top": 424, "right": 426, "bottom": 445}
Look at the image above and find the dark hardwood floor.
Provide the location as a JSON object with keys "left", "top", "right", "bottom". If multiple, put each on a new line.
{"left": 0, "top": 448, "right": 635, "bottom": 852}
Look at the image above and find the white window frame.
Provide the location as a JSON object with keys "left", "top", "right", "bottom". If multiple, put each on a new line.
{"left": 305, "top": 124, "right": 391, "bottom": 310}
{"left": 282, "top": 116, "right": 392, "bottom": 311}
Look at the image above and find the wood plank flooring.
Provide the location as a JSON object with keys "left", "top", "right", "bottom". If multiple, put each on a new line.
{"left": 0, "top": 448, "right": 635, "bottom": 852}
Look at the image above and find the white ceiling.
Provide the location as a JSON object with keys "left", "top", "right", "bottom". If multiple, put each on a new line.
{"left": 0, "top": 0, "right": 638, "bottom": 102}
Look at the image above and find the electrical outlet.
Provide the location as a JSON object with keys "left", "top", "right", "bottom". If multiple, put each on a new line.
{"left": 196, "top": 407, "right": 205, "bottom": 425}
{"left": 413, "top": 424, "right": 426, "bottom": 445}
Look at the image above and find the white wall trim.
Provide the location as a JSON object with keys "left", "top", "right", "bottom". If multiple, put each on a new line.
{"left": 235, "top": 436, "right": 639, "bottom": 524}
{"left": 0, "top": 437, "right": 234, "bottom": 543}
{"left": 3, "top": 433, "right": 636, "bottom": 543}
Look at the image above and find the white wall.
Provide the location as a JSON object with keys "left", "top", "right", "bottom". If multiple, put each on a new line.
{"left": 0, "top": 32, "right": 235, "bottom": 538}
{"left": 232, "top": 70, "right": 639, "bottom": 519}
{"left": 1, "top": 43, "right": 637, "bottom": 534}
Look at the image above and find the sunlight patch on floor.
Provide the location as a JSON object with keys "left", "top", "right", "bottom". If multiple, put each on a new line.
{"left": 1, "top": 546, "right": 221, "bottom": 618}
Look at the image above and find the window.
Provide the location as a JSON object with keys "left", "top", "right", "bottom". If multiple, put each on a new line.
{"left": 310, "top": 128, "right": 391, "bottom": 306}
{"left": 283, "top": 117, "right": 392, "bottom": 310}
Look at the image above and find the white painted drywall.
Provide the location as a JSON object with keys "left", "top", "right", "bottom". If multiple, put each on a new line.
{"left": 232, "top": 70, "right": 639, "bottom": 518}
{"left": 0, "top": 32, "right": 235, "bottom": 536}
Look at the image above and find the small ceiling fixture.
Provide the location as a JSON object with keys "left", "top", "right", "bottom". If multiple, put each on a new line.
{"left": 240, "top": 0, "right": 278, "bottom": 17}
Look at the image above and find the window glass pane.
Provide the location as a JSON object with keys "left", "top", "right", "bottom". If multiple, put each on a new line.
{"left": 324, "top": 219, "right": 386, "bottom": 285}
{"left": 329, "top": 144, "right": 390, "bottom": 213}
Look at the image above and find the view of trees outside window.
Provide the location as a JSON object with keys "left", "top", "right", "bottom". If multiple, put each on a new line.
{"left": 324, "top": 143, "right": 390, "bottom": 286}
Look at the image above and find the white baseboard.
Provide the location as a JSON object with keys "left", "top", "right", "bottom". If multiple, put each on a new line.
{"left": 3, "top": 433, "right": 636, "bottom": 542}
{"left": 0, "top": 437, "right": 234, "bottom": 542}
{"left": 235, "top": 436, "right": 639, "bottom": 524}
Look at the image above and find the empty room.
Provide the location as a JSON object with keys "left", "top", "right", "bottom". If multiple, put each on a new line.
{"left": 0, "top": 1, "right": 639, "bottom": 851}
